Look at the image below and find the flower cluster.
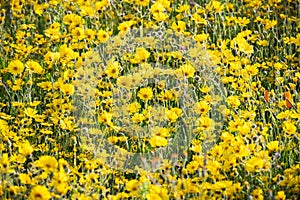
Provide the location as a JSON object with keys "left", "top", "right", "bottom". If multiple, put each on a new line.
{"left": 0, "top": 0, "right": 299, "bottom": 199}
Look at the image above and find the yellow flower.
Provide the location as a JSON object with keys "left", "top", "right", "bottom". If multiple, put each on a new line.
{"left": 29, "top": 185, "right": 51, "bottom": 200}
{"left": 108, "top": 136, "right": 119, "bottom": 144}
{"left": 26, "top": 60, "right": 43, "bottom": 74}
{"left": 156, "top": 0, "right": 171, "bottom": 10}
{"left": 34, "top": 156, "right": 58, "bottom": 172}
{"left": 176, "top": 63, "right": 195, "bottom": 78}
{"left": 84, "top": 28, "right": 96, "bottom": 42}
{"left": 197, "top": 116, "right": 215, "bottom": 131}
{"left": 130, "top": 47, "right": 150, "bottom": 64}
{"left": 63, "top": 13, "right": 77, "bottom": 25}
{"left": 132, "top": 113, "right": 145, "bottom": 123}
{"left": 266, "top": 141, "right": 279, "bottom": 152}
{"left": 95, "top": 1, "right": 109, "bottom": 12}
{"left": 98, "top": 111, "right": 113, "bottom": 125}
{"left": 125, "top": 179, "right": 140, "bottom": 192}
{"left": 282, "top": 121, "right": 297, "bottom": 135}
{"left": 135, "top": 0, "right": 150, "bottom": 7}
{"left": 45, "top": 22, "right": 61, "bottom": 42}
{"left": 44, "top": 51, "right": 60, "bottom": 66}
{"left": 235, "top": 17, "right": 250, "bottom": 26}
{"left": 60, "top": 83, "right": 74, "bottom": 96}
{"left": 37, "top": 81, "right": 52, "bottom": 91}
{"left": 105, "top": 61, "right": 120, "bottom": 79}
{"left": 146, "top": 193, "right": 161, "bottom": 200}
{"left": 19, "top": 141, "right": 34, "bottom": 156}
{"left": 52, "top": 170, "right": 69, "bottom": 188}
{"left": 274, "top": 62, "right": 284, "bottom": 70}
{"left": 194, "top": 101, "right": 210, "bottom": 115}
{"left": 238, "top": 39, "right": 253, "bottom": 54}
{"left": 7, "top": 60, "right": 24, "bottom": 75}
{"left": 147, "top": 185, "right": 169, "bottom": 200}
{"left": 251, "top": 188, "right": 263, "bottom": 200}
{"left": 206, "top": 0, "right": 224, "bottom": 13}
{"left": 201, "top": 85, "right": 212, "bottom": 93}
{"left": 118, "top": 21, "right": 132, "bottom": 33}
{"left": 55, "top": 183, "right": 69, "bottom": 195}
{"left": 97, "top": 29, "right": 110, "bottom": 43}
{"left": 0, "top": 153, "right": 9, "bottom": 166}
{"left": 238, "top": 123, "right": 251, "bottom": 135}
{"left": 176, "top": 4, "right": 190, "bottom": 12}
{"left": 24, "top": 107, "right": 38, "bottom": 118}
{"left": 138, "top": 87, "right": 153, "bottom": 101}
{"left": 150, "top": 135, "right": 168, "bottom": 147}
{"left": 157, "top": 90, "right": 174, "bottom": 102}
{"left": 276, "top": 191, "right": 286, "bottom": 200}
{"left": 150, "top": 2, "right": 165, "bottom": 14}
{"left": 152, "top": 127, "right": 170, "bottom": 137}
{"left": 226, "top": 95, "right": 241, "bottom": 109}
{"left": 292, "top": 33, "right": 300, "bottom": 46}
{"left": 117, "top": 76, "right": 132, "bottom": 89}
{"left": 171, "top": 21, "right": 186, "bottom": 33}
{"left": 165, "top": 107, "right": 182, "bottom": 122}
{"left": 231, "top": 37, "right": 253, "bottom": 54}
{"left": 126, "top": 102, "right": 141, "bottom": 114}
{"left": 257, "top": 40, "right": 268, "bottom": 46}
{"left": 71, "top": 27, "right": 85, "bottom": 41}
{"left": 186, "top": 160, "right": 200, "bottom": 174}
{"left": 157, "top": 80, "right": 165, "bottom": 89}
{"left": 191, "top": 13, "right": 207, "bottom": 25}
{"left": 152, "top": 12, "right": 168, "bottom": 22}
{"left": 245, "top": 156, "right": 264, "bottom": 172}
{"left": 264, "top": 19, "right": 277, "bottom": 30}
{"left": 19, "top": 173, "right": 33, "bottom": 185}
{"left": 194, "top": 33, "right": 209, "bottom": 42}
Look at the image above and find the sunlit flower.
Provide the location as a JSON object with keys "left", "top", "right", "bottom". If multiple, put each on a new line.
{"left": 105, "top": 61, "right": 120, "bottom": 78}
{"left": 60, "top": 83, "right": 74, "bottom": 96}
{"left": 266, "top": 141, "right": 279, "bottom": 152}
{"left": 7, "top": 60, "right": 24, "bottom": 75}
{"left": 118, "top": 21, "right": 132, "bottom": 33}
{"left": 29, "top": 185, "right": 51, "bottom": 200}
{"left": 97, "top": 29, "right": 110, "bottom": 43}
{"left": 171, "top": 21, "right": 186, "bottom": 33}
{"left": 18, "top": 141, "right": 34, "bottom": 156}
{"left": 194, "top": 101, "right": 210, "bottom": 114}
{"left": 276, "top": 191, "right": 286, "bottom": 200}
{"left": 26, "top": 60, "right": 43, "bottom": 74}
{"left": 132, "top": 113, "right": 145, "bottom": 123}
{"left": 226, "top": 95, "right": 241, "bottom": 109}
{"left": 127, "top": 102, "right": 141, "bottom": 114}
{"left": 19, "top": 173, "right": 33, "bottom": 185}
{"left": 24, "top": 108, "right": 38, "bottom": 118}
{"left": 126, "top": 179, "right": 140, "bottom": 193}
{"left": 165, "top": 107, "right": 182, "bottom": 122}
{"left": 176, "top": 63, "right": 195, "bottom": 78}
{"left": 206, "top": 0, "right": 224, "bottom": 13}
{"left": 245, "top": 156, "right": 264, "bottom": 172}
{"left": 131, "top": 47, "right": 150, "bottom": 64}
{"left": 282, "top": 121, "right": 297, "bottom": 135}
{"left": 135, "top": 0, "right": 150, "bottom": 7}
{"left": 150, "top": 2, "right": 165, "bottom": 14}
{"left": 152, "top": 11, "right": 168, "bottom": 21}
{"left": 251, "top": 188, "right": 263, "bottom": 200}
{"left": 34, "top": 156, "right": 58, "bottom": 172}
{"left": 150, "top": 135, "right": 168, "bottom": 147}
{"left": 138, "top": 87, "right": 153, "bottom": 102}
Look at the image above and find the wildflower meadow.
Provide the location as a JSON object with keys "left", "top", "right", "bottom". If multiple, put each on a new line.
{"left": 0, "top": 0, "right": 300, "bottom": 199}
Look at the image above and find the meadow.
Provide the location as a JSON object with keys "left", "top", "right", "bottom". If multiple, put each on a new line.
{"left": 0, "top": 0, "right": 300, "bottom": 199}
